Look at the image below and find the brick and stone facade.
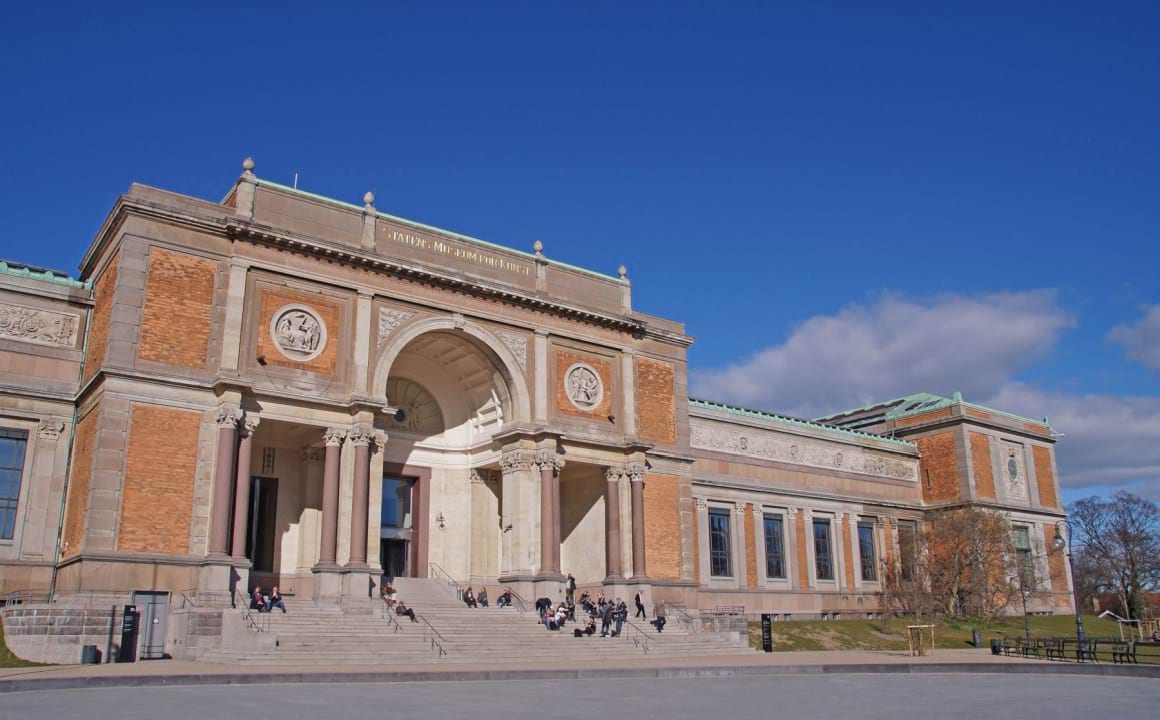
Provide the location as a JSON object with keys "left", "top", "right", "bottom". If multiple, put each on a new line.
{"left": 0, "top": 161, "right": 1073, "bottom": 664}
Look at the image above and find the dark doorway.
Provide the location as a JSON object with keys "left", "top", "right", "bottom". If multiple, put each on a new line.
{"left": 381, "top": 539, "right": 409, "bottom": 579}
{"left": 130, "top": 591, "right": 169, "bottom": 660}
{"left": 246, "top": 477, "right": 278, "bottom": 573}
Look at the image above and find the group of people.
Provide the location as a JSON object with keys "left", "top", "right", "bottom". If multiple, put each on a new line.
{"left": 462, "top": 586, "right": 514, "bottom": 608}
{"left": 380, "top": 581, "right": 418, "bottom": 622}
{"left": 533, "top": 580, "right": 666, "bottom": 637}
{"left": 248, "top": 585, "right": 286, "bottom": 613}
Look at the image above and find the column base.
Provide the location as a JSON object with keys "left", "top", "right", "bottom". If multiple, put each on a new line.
{"left": 312, "top": 564, "right": 344, "bottom": 604}
{"left": 342, "top": 566, "right": 380, "bottom": 601}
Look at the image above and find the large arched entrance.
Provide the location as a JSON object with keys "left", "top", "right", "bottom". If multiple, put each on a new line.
{"left": 371, "top": 317, "right": 531, "bottom": 584}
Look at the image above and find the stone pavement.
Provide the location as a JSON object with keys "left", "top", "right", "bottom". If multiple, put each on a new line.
{"left": 3, "top": 648, "right": 1156, "bottom": 692}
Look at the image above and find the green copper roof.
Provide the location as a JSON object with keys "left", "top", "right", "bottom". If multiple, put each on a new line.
{"left": 253, "top": 179, "right": 620, "bottom": 282}
{"left": 0, "top": 260, "right": 90, "bottom": 289}
{"left": 817, "top": 392, "right": 1051, "bottom": 430}
{"left": 689, "top": 398, "right": 917, "bottom": 449}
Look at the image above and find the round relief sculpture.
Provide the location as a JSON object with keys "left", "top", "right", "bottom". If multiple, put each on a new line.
{"left": 270, "top": 304, "right": 327, "bottom": 362}
{"left": 564, "top": 363, "right": 604, "bottom": 411}
{"left": 1007, "top": 457, "right": 1019, "bottom": 483}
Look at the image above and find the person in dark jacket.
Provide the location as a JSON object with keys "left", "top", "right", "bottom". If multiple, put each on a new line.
{"left": 600, "top": 601, "right": 613, "bottom": 637}
{"left": 634, "top": 591, "right": 646, "bottom": 619}
{"left": 249, "top": 586, "right": 267, "bottom": 612}
{"left": 652, "top": 603, "right": 667, "bottom": 633}
{"left": 612, "top": 598, "right": 627, "bottom": 637}
{"left": 565, "top": 573, "right": 577, "bottom": 604}
{"left": 268, "top": 586, "right": 287, "bottom": 613}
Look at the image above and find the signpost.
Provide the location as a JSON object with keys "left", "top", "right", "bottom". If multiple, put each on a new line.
{"left": 117, "top": 604, "right": 139, "bottom": 663}
{"left": 761, "top": 613, "right": 773, "bottom": 652}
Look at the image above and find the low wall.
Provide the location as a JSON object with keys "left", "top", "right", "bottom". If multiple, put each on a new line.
{"left": 2, "top": 605, "right": 127, "bottom": 665}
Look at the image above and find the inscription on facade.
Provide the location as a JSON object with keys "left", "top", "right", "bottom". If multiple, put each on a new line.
{"left": 690, "top": 423, "right": 917, "bottom": 481}
{"left": 383, "top": 227, "right": 532, "bottom": 278}
{"left": 0, "top": 304, "right": 78, "bottom": 348}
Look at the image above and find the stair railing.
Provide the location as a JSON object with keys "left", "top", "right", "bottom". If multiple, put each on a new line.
{"left": 414, "top": 612, "right": 448, "bottom": 657}
{"left": 379, "top": 598, "right": 402, "bottom": 633}
{"left": 620, "top": 619, "right": 653, "bottom": 654}
{"left": 504, "top": 588, "right": 528, "bottom": 614}
{"left": 233, "top": 589, "right": 269, "bottom": 633}
{"left": 427, "top": 562, "right": 464, "bottom": 601}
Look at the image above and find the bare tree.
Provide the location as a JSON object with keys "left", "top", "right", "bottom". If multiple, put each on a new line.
{"left": 924, "top": 506, "right": 1017, "bottom": 620}
{"left": 1068, "top": 491, "right": 1160, "bottom": 620}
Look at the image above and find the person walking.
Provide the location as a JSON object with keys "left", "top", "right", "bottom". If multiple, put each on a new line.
{"left": 565, "top": 573, "right": 576, "bottom": 604}
{"left": 634, "top": 591, "right": 646, "bottom": 619}
{"left": 653, "top": 602, "right": 667, "bottom": 633}
{"left": 600, "top": 599, "right": 613, "bottom": 637}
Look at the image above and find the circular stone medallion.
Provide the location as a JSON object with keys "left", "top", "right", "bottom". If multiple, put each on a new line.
{"left": 270, "top": 304, "right": 328, "bottom": 362}
{"left": 564, "top": 363, "right": 604, "bottom": 411}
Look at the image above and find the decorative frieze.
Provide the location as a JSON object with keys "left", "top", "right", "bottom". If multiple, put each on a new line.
{"left": 494, "top": 329, "right": 528, "bottom": 372}
{"left": 377, "top": 308, "right": 415, "bottom": 345}
{"left": 0, "top": 304, "right": 78, "bottom": 348}
{"left": 690, "top": 423, "right": 917, "bottom": 482}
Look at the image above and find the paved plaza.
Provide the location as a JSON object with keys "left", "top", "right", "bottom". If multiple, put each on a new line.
{"left": 4, "top": 673, "right": 1158, "bottom": 719}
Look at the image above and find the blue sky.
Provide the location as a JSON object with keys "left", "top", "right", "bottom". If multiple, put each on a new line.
{"left": 1, "top": 1, "right": 1157, "bottom": 501}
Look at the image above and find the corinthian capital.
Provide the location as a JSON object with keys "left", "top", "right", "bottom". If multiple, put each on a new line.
{"left": 626, "top": 462, "right": 646, "bottom": 482}
{"left": 243, "top": 414, "right": 261, "bottom": 434}
{"left": 216, "top": 404, "right": 242, "bottom": 429}
{"left": 605, "top": 466, "right": 625, "bottom": 483}
{"left": 349, "top": 424, "right": 375, "bottom": 447}
{"left": 323, "top": 427, "right": 347, "bottom": 447}
{"left": 536, "top": 450, "right": 564, "bottom": 473}
{"left": 500, "top": 449, "right": 536, "bottom": 473}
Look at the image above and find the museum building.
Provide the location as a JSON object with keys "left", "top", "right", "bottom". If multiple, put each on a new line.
{"left": 0, "top": 160, "right": 1073, "bottom": 660}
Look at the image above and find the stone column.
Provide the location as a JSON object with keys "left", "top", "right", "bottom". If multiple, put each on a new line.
{"left": 347, "top": 425, "right": 375, "bottom": 567}
{"left": 732, "top": 502, "right": 748, "bottom": 589}
{"left": 230, "top": 415, "right": 260, "bottom": 559}
{"left": 628, "top": 462, "right": 647, "bottom": 579}
{"left": 317, "top": 428, "right": 346, "bottom": 568}
{"left": 536, "top": 450, "right": 564, "bottom": 576}
{"left": 208, "top": 405, "right": 241, "bottom": 559}
{"left": 695, "top": 498, "right": 711, "bottom": 586}
{"left": 296, "top": 448, "right": 324, "bottom": 576}
{"left": 499, "top": 449, "right": 537, "bottom": 580}
{"left": 604, "top": 467, "right": 624, "bottom": 580}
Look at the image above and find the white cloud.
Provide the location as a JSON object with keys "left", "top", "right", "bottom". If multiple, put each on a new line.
{"left": 982, "top": 383, "right": 1160, "bottom": 498}
{"left": 1109, "top": 305, "right": 1160, "bottom": 374}
{"left": 691, "top": 291, "right": 1160, "bottom": 498}
{"left": 691, "top": 290, "right": 1072, "bottom": 419}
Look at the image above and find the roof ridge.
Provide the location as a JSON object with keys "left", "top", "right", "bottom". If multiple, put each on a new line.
{"left": 688, "top": 397, "right": 917, "bottom": 448}
{"left": 0, "top": 260, "right": 90, "bottom": 289}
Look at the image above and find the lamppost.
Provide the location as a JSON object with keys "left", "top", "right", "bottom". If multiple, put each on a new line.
{"left": 1051, "top": 520, "right": 1086, "bottom": 645}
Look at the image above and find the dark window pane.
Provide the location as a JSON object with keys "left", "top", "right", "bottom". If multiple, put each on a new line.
{"left": 380, "top": 477, "right": 413, "bottom": 528}
{"left": 813, "top": 519, "right": 833, "bottom": 581}
{"left": 709, "top": 509, "right": 731, "bottom": 577}
{"left": 0, "top": 431, "right": 28, "bottom": 540}
{"left": 763, "top": 515, "right": 784, "bottom": 579}
{"left": 858, "top": 523, "right": 877, "bottom": 582}
{"left": 898, "top": 521, "right": 917, "bottom": 582}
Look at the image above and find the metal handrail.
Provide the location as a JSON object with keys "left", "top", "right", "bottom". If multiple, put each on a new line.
{"left": 504, "top": 588, "right": 528, "bottom": 614}
{"left": 620, "top": 619, "right": 655, "bottom": 654}
{"left": 427, "top": 562, "right": 464, "bottom": 601}
{"left": 662, "top": 603, "right": 699, "bottom": 632}
{"left": 233, "top": 589, "right": 269, "bottom": 633}
{"left": 379, "top": 598, "right": 402, "bottom": 634}
{"left": 3, "top": 589, "right": 51, "bottom": 606}
{"left": 413, "top": 611, "right": 448, "bottom": 657}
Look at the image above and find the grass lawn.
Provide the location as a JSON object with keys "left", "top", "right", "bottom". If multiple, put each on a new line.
{"left": 748, "top": 614, "right": 1159, "bottom": 663}
{"left": 0, "top": 619, "right": 41, "bottom": 668}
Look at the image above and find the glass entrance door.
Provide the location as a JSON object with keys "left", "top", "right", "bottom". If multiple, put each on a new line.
{"left": 381, "top": 539, "right": 409, "bottom": 579}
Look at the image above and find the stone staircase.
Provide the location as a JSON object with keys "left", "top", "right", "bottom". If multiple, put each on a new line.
{"left": 198, "top": 578, "right": 753, "bottom": 666}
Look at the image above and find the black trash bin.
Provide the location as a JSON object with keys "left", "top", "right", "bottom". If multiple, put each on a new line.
{"left": 81, "top": 645, "right": 101, "bottom": 664}
{"left": 990, "top": 638, "right": 1002, "bottom": 656}
{"left": 971, "top": 629, "right": 982, "bottom": 647}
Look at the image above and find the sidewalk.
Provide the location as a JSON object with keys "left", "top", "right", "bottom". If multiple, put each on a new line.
{"left": 4, "top": 648, "right": 1155, "bottom": 692}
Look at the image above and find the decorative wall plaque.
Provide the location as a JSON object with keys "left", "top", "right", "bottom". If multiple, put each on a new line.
{"left": 690, "top": 422, "right": 918, "bottom": 482}
{"left": 564, "top": 362, "right": 603, "bottom": 411}
{"left": 1001, "top": 441, "right": 1028, "bottom": 500}
{"left": 0, "top": 304, "right": 78, "bottom": 348}
{"left": 377, "top": 308, "right": 416, "bottom": 345}
{"left": 494, "top": 330, "right": 527, "bottom": 372}
{"left": 270, "top": 304, "right": 327, "bottom": 362}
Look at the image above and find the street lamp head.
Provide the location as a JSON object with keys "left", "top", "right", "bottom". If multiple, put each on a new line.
{"left": 1052, "top": 527, "right": 1067, "bottom": 552}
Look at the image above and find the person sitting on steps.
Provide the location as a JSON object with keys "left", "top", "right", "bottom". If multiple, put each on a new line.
{"left": 395, "top": 601, "right": 417, "bottom": 622}
{"left": 478, "top": 587, "right": 489, "bottom": 607}
{"left": 268, "top": 586, "right": 287, "bottom": 614}
{"left": 463, "top": 586, "right": 477, "bottom": 608}
{"left": 574, "top": 618, "right": 597, "bottom": 637}
{"left": 497, "top": 588, "right": 512, "bottom": 608}
{"left": 249, "top": 586, "right": 267, "bottom": 613}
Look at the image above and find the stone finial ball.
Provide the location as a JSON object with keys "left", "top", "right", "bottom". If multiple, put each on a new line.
{"left": 364, "top": 191, "right": 375, "bottom": 205}
{"left": 242, "top": 157, "right": 255, "bottom": 171}
{"left": 533, "top": 240, "right": 544, "bottom": 253}
{"left": 618, "top": 264, "right": 628, "bottom": 278}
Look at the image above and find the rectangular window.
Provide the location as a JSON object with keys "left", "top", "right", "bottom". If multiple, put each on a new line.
{"left": 380, "top": 477, "right": 414, "bottom": 529}
{"left": 1013, "top": 526, "right": 1034, "bottom": 589}
{"left": 858, "top": 522, "right": 877, "bottom": 582}
{"left": 897, "top": 521, "right": 917, "bottom": 582}
{"left": 813, "top": 518, "right": 833, "bottom": 581}
{"left": 709, "top": 509, "right": 732, "bottom": 577}
{"left": 0, "top": 429, "right": 29, "bottom": 540}
{"left": 763, "top": 514, "right": 785, "bottom": 579}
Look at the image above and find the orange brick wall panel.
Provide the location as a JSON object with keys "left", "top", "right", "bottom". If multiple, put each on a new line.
{"left": 883, "top": 518, "right": 895, "bottom": 571}
{"left": 692, "top": 507, "right": 701, "bottom": 584}
{"left": 643, "top": 473, "right": 681, "bottom": 580}
{"left": 139, "top": 249, "right": 217, "bottom": 368}
{"left": 744, "top": 504, "right": 758, "bottom": 589}
{"left": 62, "top": 406, "right": 99, "bottom": 557}
{"left": 1024, "top": 423, "right": 1049, "bottom": 435}
{"left": 795, "top": 512, "right": 809, "bottom": 588}
{"left": 916, "top": 432, "right": 960, "bottom": 502}
{"left": 895, "top": 408, "right": 952, "bottom": 428}
{"left": 965, "top": 408, "right": 992, "bottom": 420}
{"left": 842, "top": 516, "right": 856, "bottom": 589}
{"left": 256, "top": 289, "right": 342, "bottom": 375}
{"left": 1033, "top": 446, "right": 1059, "bottom": 509}
{"left": 1043, "top": 525, "right": 1069, "bottom": 592}
{"left": 635, "top": 356, "right": 676, "bottom": 445}
{"left": 555, "top": 350, "right": 613, "bottom": 419}
{"left": 970, "top": 433, "right": 996, "bottom": 500}
{"left": 117, "top": 405, "right": 202, "bottom": 555}
{"left": 82, "top": 253, "right": 119, "bottom": 384}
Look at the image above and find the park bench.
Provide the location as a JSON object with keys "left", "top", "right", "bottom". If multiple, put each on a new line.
{"left": 1111, "top": 641, "right": 1137, "bottom": 664}
{"left": 1043, "top": 638, "right": 1065, "bottom": 661}
{"left": 1021, "top": 638, "right": 1041, "bottom": 659}
{"left": 1001, "top": 637, "right": 1018, "bottom": 656}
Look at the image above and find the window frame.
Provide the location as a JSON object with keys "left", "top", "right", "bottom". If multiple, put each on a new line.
{"left": 857, "top": 521, "right": 877, "bottom": 582}
{"left": 812, "top": 517, "right": 834, "bottom": 582}
{"left": 0, "top": 428, "right": 30, "bottom": 542}
{"left": 763, "top": 512, "right": 786, "bottom": 580}
{"left": 897, "top": 520, "right": 918, "bottom": 582}
{"left": 1013, "top": 525, "right": 1035, "bottom": 590}
{"left": 708, "top": 508, "right": 732, "bottom": 578}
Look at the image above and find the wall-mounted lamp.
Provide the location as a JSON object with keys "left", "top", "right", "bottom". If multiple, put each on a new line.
{"left": 607, "top": 414, "right": 616, "bottom": 423}
{"left": 257, "top": 354, "right": 268, "bottom": 366}
{"left": 436, "top": 512, "right": 446, "bottom": 530}
{"left": 503, "top": 523, "right": 513, "bottom": 533}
